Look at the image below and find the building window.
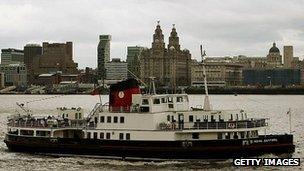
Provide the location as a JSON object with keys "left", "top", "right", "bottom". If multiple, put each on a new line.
{"left": 106, "top": 133, "right": 111, "bottom": 139}
{"left": 100, "top": 116, "right": 105, "bottom": 123}
{"left": 119, "top": 133, "right": 124, "bottom": 140}
{"left": 100, "top": 132, "right": 104, "bottom": 139}
{"left": 120, "top": 116, "right": 125, "bottom": 123}
{"left": 114, "top": 116, "right": 118, "bottom": 123}
{"left": 107, "top": 116, "right": 111, "bottom": 123}
{"left": 189, "top": 115, "right": 193, "bottom": 122}
{"left": 126, "top": 133, "right": 130, "bottom": 140}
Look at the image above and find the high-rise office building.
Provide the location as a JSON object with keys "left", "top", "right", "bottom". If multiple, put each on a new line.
{"left": 283, "top": 46, "right": 293, "bottom": 68}
{"left": 24, "top": 44, "right": 42, "bottom": 83}
{"left": 126, "top": 46, "right": 145, "bottom": 78}
{"left": 1, "top": 48, "right": 24, "bottom": 64}
{"left": 97, "top": 35, "right": 111, "bottom": 79}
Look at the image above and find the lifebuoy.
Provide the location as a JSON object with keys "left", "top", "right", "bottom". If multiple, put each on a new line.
{"left": 228, "top": 123, "right": 236, "bottom": 129}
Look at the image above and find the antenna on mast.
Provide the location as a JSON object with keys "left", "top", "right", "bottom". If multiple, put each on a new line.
{"left": 200, "top": 44, "right": 212, "bottom": 111}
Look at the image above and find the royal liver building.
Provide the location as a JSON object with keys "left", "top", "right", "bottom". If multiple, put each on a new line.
{"left": 140, "top": 22, "right": 192, "bottom": 89}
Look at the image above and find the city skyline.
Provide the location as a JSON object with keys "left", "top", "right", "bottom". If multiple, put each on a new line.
{"left": 0, "top": 0, "right": 304, "bottom": 69}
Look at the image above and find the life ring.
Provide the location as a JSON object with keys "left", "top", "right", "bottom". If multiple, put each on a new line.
{"left": 228, "top": 123, "right": 236, "bottom": 129}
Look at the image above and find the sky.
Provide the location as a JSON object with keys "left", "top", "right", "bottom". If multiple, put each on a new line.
{"left": 0, "top": 0, "right": 304, "bottom": 69}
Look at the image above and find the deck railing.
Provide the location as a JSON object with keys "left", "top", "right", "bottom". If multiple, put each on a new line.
{"left": 158, "top": 119, "right": 268, "bottom": 130}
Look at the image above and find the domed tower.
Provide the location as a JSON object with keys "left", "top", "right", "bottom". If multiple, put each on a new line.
{"left": 152, "top": 21, "right": 165, "bottom": 49}
{"left": 267, "top": 42, "right": 282, "bottom": 67}
{"left": 168, "top": 24, "right": 180, "bottom": 51}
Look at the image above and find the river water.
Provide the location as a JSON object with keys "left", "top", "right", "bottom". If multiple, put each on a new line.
{"left": 0, "top": 94, "right": 303, "bottom": 170}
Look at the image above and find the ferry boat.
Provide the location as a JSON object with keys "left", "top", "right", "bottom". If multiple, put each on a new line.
{"left": 4, "top": 78, "right": 295, "bottom": 160}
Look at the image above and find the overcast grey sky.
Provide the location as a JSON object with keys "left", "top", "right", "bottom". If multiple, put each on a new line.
{"left": 0, "top": 0, "right": 303, "bottom": 68}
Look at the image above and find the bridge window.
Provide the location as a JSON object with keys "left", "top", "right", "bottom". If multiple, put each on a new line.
{"left": 119, "top": 133, "right": 124, "bottom": 140}
{"left": 120, "top": 116, "right": 125, "bottom": 123}
{"left": 161, "top": 98, "right": 167, "bottom": 103}
{"left": 114, "top": 116, "right": 118, "bottom": 123}
{"left": 168, "top": 97, "right": 173, "bottom": 102}
{"left": 153, "top": 98, "right": 160, "bottom": 104}
{"left": 176, "top": 96, "right": 183, "bottom": 102}
{"left": 107, "top": 116, "right": 111, "bottom": 123}
{"left": 189, "top": 115, "right": 194, "bottom": 122}
{"left": 100, "top": 132, "right": 104, "bottom": 139}
{"left": 142, "top": 99, "right": 149, "bottom": 105}
{"left": 87, "top": 132, "right": 91, "bottom": 139}
{"left": 100, "top": 116, "right": 105, "bottom": 123}
{"left": 126, "top": 133, "right": 130, "bottom": 140}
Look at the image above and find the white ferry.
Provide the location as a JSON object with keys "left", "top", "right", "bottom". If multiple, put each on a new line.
{"left": 4, "top": 78, "right": 295, "bottom": 159}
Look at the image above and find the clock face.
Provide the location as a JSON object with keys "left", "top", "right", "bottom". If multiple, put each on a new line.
{"left": 118, "top": 91, "right": 124, "bottom": 98}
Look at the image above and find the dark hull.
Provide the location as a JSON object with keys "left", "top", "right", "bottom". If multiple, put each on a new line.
{"left": 4, "top": 134, "right": 295, "bottom": 160}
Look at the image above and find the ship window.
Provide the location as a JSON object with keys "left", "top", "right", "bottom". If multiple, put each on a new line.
{"left": 192, "top": 133, "right": 199, "bottom": 139}
{"left": 176, "top": 97, "right": 183, "bottom": 102}
{"left": 167, "top": 115, "right": 170, "bottom": 122}
{"left": 78, "top": 113, "right": 82, "bottom": 119}
{"left": 211, "top": 115, "right": 215, "bottom": 122}
{"left": 161, "top": 98, "right": 167, "bottom": 103}
{"left": 75, "top": 113, "right": 78, "bottom": 119}
{"left": 142, "top": 99, "right": 149, "bottom": 105}
{"left": 217, "top": 133, "right": 223, "bottom": 139}
{"left": 153, "top": 98, "right": 160, "bottom": 104}
{"left": 100, "top": 116, "right": 105, "bottom": 123}
{"left": 120, "top": 117, "right": 125, "bottom": 123}
{"left": 126, "top": 133, "right": 130, "bottom": 140}
{"left": 230, "top": 114, "right": 233, "bottom": 121}
{"left": 100, "top": 132, "right": 104, "bottom": 139}
{"left": 219, "top": 115, "right": 224, "bottom": 122}
{"left": 114, "top": 116, "right": 118, "bottom": 123}
{"left": 241, "top": 113, "right": 244, "bottom": 120}
{"left": 119, "top": 133, "right": 124, "bottom": 140}
{"left": 189, "top": 115, "right": 193, "bottom": 122}
{"left": 168, "top": 104, "right": 174, "bottom": 108}
{"left": 106, "top": 133, "right": 111, "bottom": 139}
{"left": 87, "top": 132, "right": 91, "bottom": 139}
{"left": 225, "top": 133, "right": 230, "bottom": 139}
{"left": 168, "top": 97, "right": 173, "bottom": 102}
{"left": 93, "top": 132, "right": 98, "bottom": 139}
{"left": 107, "top": 116, "right": 111, "bottom": 123}
{"left": 240, "top": 132, "right": 245, "bottom": 139}
{"left": 233, "top": 132, "right": 238, "bottom": 139}
{"left": 94, "top": 117, "right": 98, "bottom": 124}
{"left": 236, "top": 114, "right": 239, "bottom": 120}
{"left": 246, "top": 131, "right": 250, "bottom": 138}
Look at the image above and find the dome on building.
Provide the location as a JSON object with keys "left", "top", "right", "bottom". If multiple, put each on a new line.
{"left": 269, "top": 42, "right": 280, "bottom": 53}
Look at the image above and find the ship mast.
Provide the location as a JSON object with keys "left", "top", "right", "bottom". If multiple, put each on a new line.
{"left": 200, "top": 45, "right": 212, "bottom": 111}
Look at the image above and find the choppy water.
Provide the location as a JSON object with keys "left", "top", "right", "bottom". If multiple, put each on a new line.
{"left": 0, "top": 94, "right": 303, "bottom": 170}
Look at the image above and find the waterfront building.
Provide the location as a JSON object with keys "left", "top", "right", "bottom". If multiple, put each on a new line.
{"left": 139, "top": 23, "right": 192, "bottom": 88}
{"left": 191, "top": 59, "right": 243, "bottom": 87}
{"left": 0, "top": 63, "right": 27, "bottom": 86}
{"left": 24, "top": 44, "right": 43, "bottom": 84}
{"left": 1, "top": 48, "right": 24, "bottom": 64}
{"left": 243, "top": 68, "right": 301, "bottom": 86}
{"left": 283, "top": 46, "right": 293, "bottom": 68}
{"left": 97, "top": 35, "right": 111, "bottom": 79}
{"left": 0, "top": 72, "right": 4, "bottom": 89}
{"left": 24, "top": 42, "right": 78, "bottom": 84}
{"left": 105, "top": 58, "right": 127, "bottom": 81}
{"left": 126, "top": 46, "right": 145, "bottom": 78}
{"left": 266, "top": 42, "right": 282, "bottom": 68}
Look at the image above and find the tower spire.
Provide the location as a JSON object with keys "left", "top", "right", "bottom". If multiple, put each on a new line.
{"left": 168, "top": 24, "right": 180, "bottom": 50}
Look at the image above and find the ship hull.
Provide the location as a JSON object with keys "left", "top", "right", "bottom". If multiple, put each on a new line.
{"left": 4, "top": 134, "right": 295, "bottom": 160}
